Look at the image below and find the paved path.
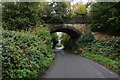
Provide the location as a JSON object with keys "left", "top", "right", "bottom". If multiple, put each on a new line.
{"left": 39, "top": 49, "right": 119, "bottom": 79}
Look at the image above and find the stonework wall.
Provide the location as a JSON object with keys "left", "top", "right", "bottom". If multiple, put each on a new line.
{"left": 45, "top": 24, "right": 89, "bottom": 35}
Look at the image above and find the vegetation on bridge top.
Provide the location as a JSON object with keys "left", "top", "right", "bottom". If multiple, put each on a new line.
{"left": 2, "top": 2, "right": 87, "bottom": 30}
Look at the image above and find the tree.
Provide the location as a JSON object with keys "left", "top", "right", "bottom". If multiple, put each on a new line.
{"left": 41, "top": 2, "right": 68, "bottom": 23}
{"left": 71, "top": 4, "right": 87, "bottom": 17}
{"left": 90, "top": 2, "right": 120, "bottom": 36}
{"left": 2, "top": 2, "right": 41, "bottom": 30}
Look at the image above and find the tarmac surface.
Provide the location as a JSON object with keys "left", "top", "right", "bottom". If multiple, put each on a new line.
{"left": 39, "top": 49, "right": 119, "bottom": 79}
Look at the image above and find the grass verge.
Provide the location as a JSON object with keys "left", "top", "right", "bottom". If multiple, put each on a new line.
{"left": 81, "top": 53, "right": 120, "bottom": 75}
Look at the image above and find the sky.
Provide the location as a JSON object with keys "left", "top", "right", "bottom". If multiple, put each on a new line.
{"left": 46, "top": 0, "right": 96, "bottom": 5}
{"left": 72, "top": 0, "right": 89, "bottom": 5}
{"left": 46, "top": 0, "right": 90, "bottom": 4}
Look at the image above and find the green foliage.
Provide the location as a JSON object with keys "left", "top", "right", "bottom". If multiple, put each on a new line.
{"left": 56, "top": 43, "right": 62, "bottom": 47}
{"left": 51, "top": 33, "right": 59, "bottom": 48}
{"left": 75, "top": 36, "right": 120, "bottom": 60}
{"left": 61, "top": 33, "right": 70, "bottom": 49}
{"left": 90, "top": 2, "right": 120, "bottom": 36}
{"left": 2, "top": 26, "right": 55, "bottom": 79}
{"left": 2, "top": 2, "right": 88, "bottom": 26}
{"left": 52, "top": 33, "right": 58, "bottom": 41}
{"left": 42, "top": 2, "right": 68, "bottom": 23}
{"left": 41, "top": 2, "right": 87, "bottom": 23}
{"left": 83, "top": 53, "right": 120, "bottom": 74}
{"left": 35, "top": 26, "right": 53, "bottom": 48}
{"left": 71, "top": 4, "right": 87, "bottom": 17}
{"left": 75, "top": 33, "right": 94, "bottom": 48}
{"left": 84, "top": 38, "right": 120, "bottom": 60}
{"left": 2, "top": 2, "right": 42, "bottom": 30}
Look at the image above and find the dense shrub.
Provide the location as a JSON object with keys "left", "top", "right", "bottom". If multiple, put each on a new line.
{"left": 2, "top": 26, "right": 55, "bottom": 79}
{"left": 83, "top": 38, "right": 120, "bottom": 60}
{"left": 34, "top": 26, "right": 52, "bottom": 48}
{"left": 73, "top": 33, "right": 94, "bottom": 55}
{"left": 75, "top": 33, "right": 94, "bottom": 47}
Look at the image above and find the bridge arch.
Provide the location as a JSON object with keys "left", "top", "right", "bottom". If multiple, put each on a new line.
{"left": 48, "top": 25, "right": 83, "bottom": 49}
{"left": 50, "top": 25, "right": 82, "bottom": 39}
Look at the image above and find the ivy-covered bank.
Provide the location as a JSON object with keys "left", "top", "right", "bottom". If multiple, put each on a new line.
{"left": 2, "top": 26, "right": 55, "bottom": 79}
{"left": 73, "top": 34, "right": 120, "bottom": 74}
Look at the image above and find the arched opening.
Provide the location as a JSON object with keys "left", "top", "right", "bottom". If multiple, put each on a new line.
{"left": 52, "top": 32, "right": 70, "bottom": 49}
{"left": 51, "top": 26, "right": 82, "bottom": 50}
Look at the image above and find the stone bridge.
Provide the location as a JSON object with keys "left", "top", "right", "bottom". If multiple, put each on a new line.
{"left": 44, "top": 17, "right": 90, "bottom": 49}
{"left": 45, "top": 24, "right": 89, "bottom": 38}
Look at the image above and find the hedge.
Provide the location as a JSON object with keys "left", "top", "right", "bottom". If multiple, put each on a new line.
{"left": 2, "top": 26, "right": 55, "bottom": 79}
{"left": 82, "top": 53, "right": 120, "bottom": 74}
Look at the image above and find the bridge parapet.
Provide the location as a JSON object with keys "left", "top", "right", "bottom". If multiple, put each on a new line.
{"left": 43, "top": 17, "right": 88, "bottom": 24}
{"left": 65, "top": 17, "right": 88, "bottom": 24}
{"left": 45, "top": 24, "right": 88, "bottom": 34}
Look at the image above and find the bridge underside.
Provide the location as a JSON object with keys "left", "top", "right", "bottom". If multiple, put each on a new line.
{"left": 48, "top": 25, "right": 83, "bottom": 49}
{"left": 51, "top": 27, "right": 81, "bottom": 39}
